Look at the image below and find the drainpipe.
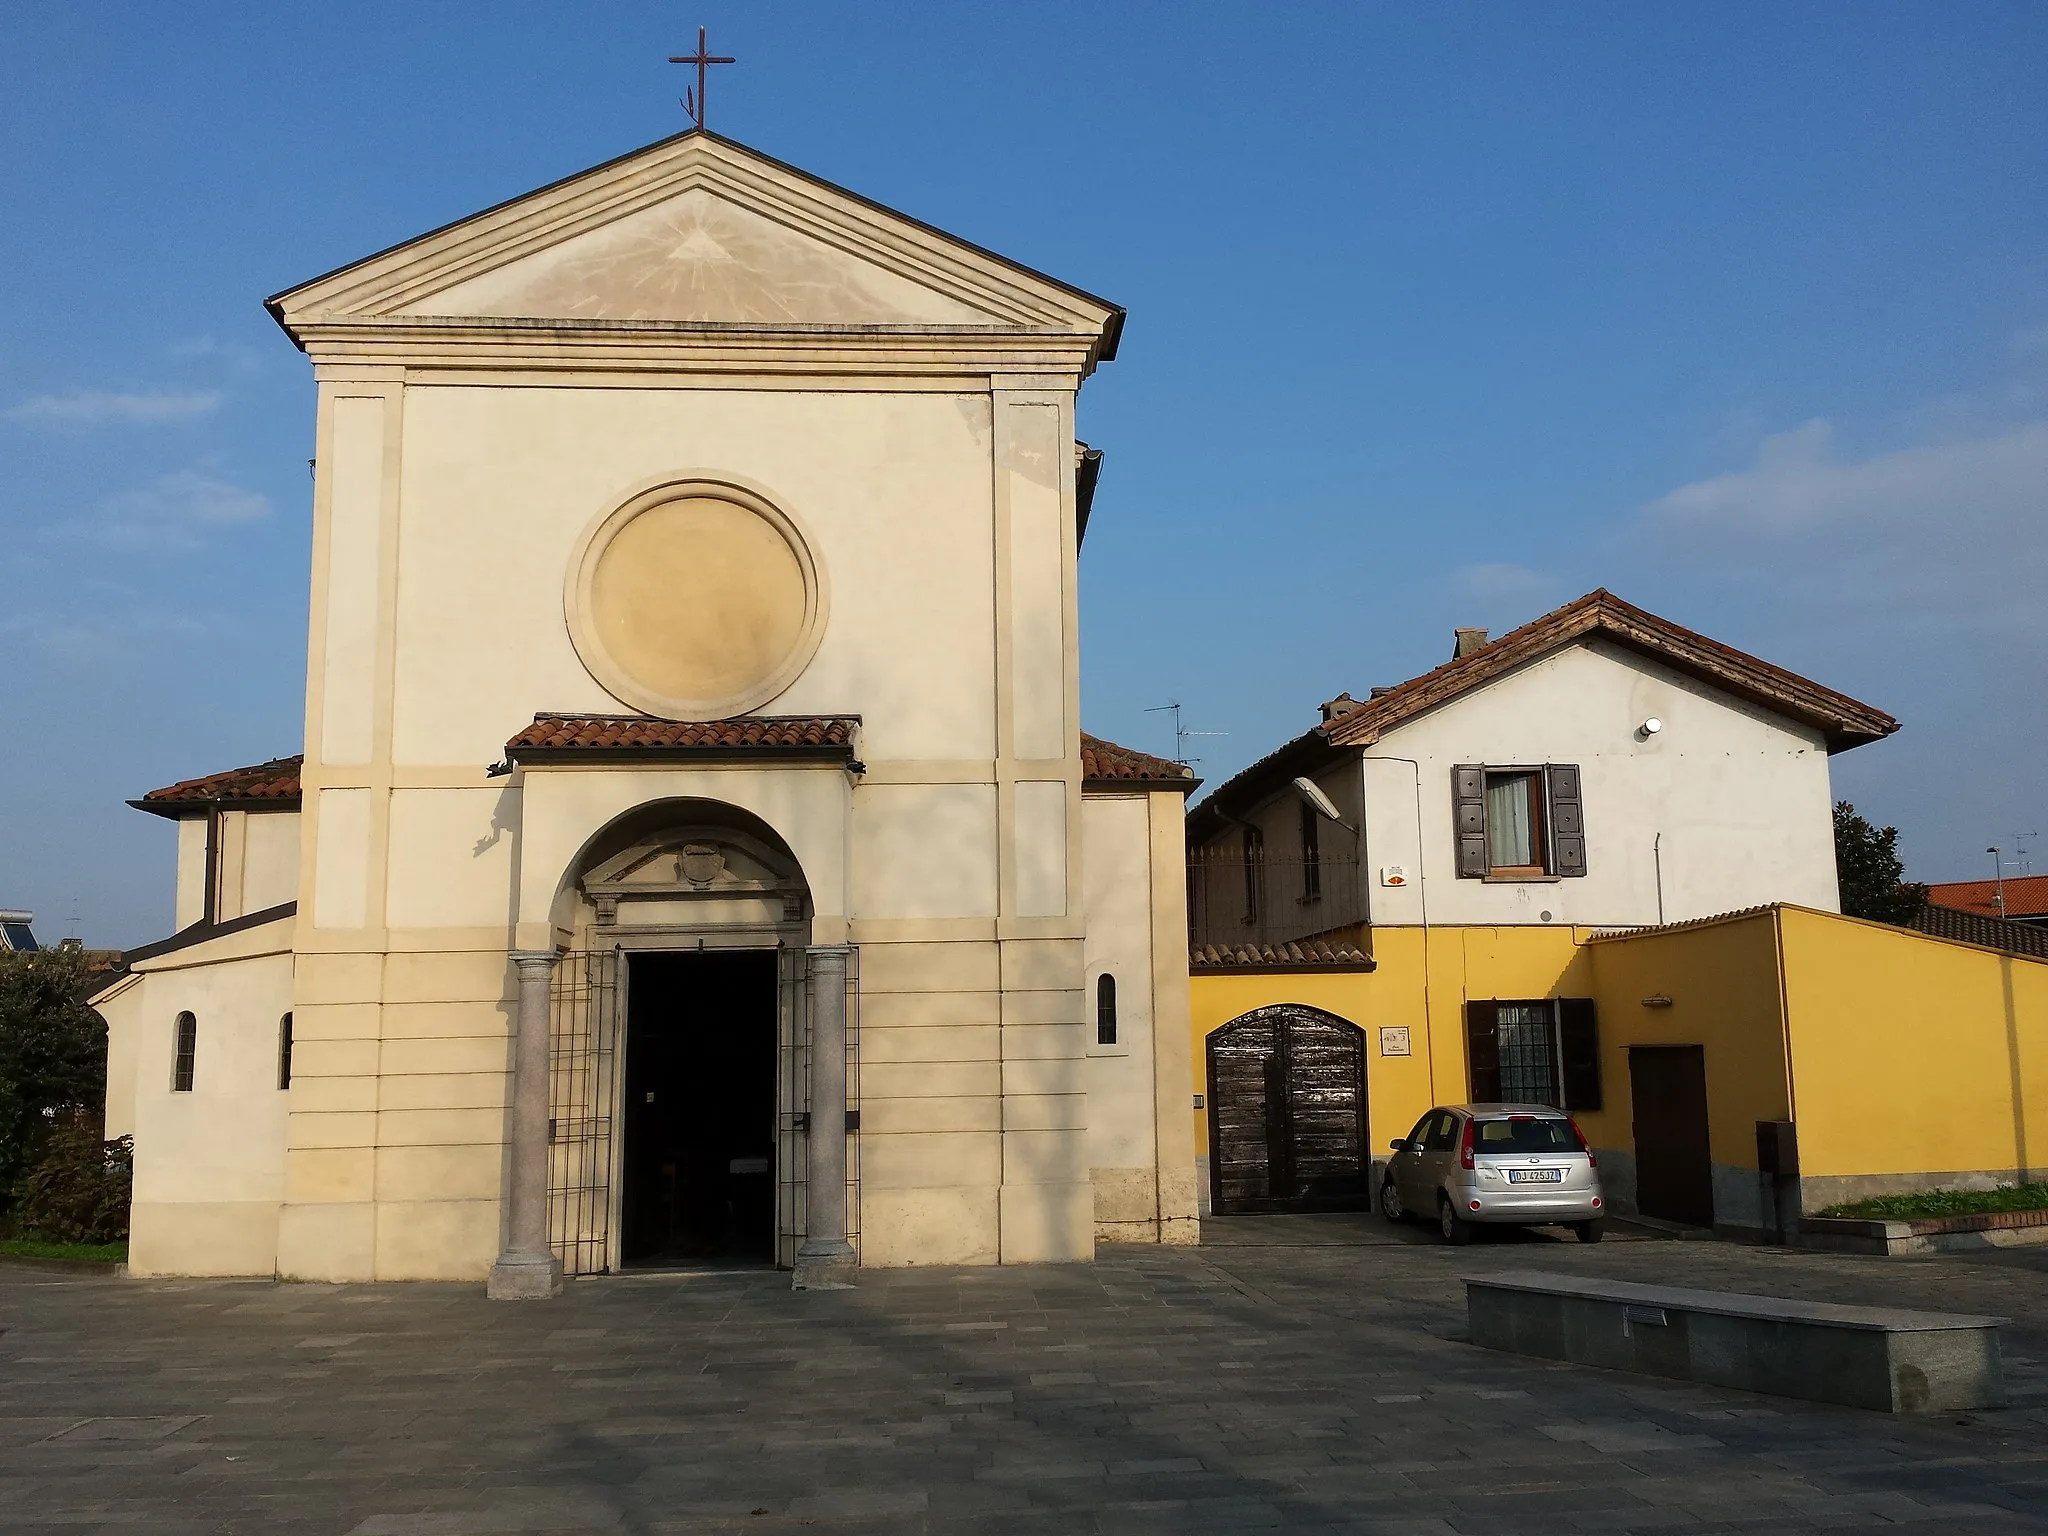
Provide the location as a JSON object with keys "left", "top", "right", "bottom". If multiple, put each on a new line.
{"left": 1363, "top": 756, "right": 1432, "bottom": 1106}
{"left": 1653, "top": 833, "right": 1665, "bottom": 926}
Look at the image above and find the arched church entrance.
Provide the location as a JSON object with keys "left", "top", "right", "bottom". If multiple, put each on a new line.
{"left": 545, "top": 799, "right": 832, "bottom": 1275}
{"left": 1206, "top": 1005, "right": 1370, "bottom": 1215}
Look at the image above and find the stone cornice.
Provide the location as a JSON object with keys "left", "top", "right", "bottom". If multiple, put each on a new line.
{"left": 293, "top": 318, "right": 1103, "bottom": 379}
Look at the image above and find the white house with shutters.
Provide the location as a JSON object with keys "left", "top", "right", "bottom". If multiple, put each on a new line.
{"left": 1186, "top": 589, "right": 1898, "bottom": 949}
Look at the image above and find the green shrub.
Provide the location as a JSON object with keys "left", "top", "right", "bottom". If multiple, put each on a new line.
{"left": 1819, "top": 1184, "right": 2048, "bottom": 1221}
{"left": 17, "top": 1110, "right": 131, "bottom": 1244}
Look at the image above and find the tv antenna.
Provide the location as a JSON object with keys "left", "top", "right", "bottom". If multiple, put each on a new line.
{"left": 1145, "top": 700, "right": 1225, "bottom": 767}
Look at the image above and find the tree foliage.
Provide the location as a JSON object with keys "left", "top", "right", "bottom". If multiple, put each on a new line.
{"left": 1834, "top": 801, "right": 1928, "bottom": 925}
{"left": 0, "top": 947, "right": 110, "bottom": 1215}
{"left": 17, "top": 1110, "right": 130, "bottom": 1244}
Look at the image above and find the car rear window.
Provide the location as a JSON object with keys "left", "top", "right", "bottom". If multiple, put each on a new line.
{"left": 1474, "top": 1116, "right": 1575, "bottom": 1153}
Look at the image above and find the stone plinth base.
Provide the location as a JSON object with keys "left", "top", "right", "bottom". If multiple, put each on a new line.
{"left": 486, "top": 1251, "right": 564, "bottom": 1300}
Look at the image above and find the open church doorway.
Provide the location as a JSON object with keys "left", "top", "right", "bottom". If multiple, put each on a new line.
{"left": 619, "top": 949, "right": 780, "bottom": 1267}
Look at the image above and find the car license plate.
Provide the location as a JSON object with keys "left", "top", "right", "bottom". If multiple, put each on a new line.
{"left": 1507, "top": 1168, "right": 1564, "bottom": 1183}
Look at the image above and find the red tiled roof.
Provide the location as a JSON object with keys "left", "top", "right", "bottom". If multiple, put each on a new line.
{"left": 1923, "top": 875, "right": 2048, "bottom": 922}
{"left": 1190, "top": 939, "right": 1374, "bottom": 971}
{"left": 507, "top": 714, "right": 859, "bottom": 758}
{"left": 1192, "top": 589, "right": 1897, "bottom": 839}
{"left": 133, "top": 755, "right": 304, "bottom": 818}
{"left": 1081, "top": 733, "right": 1199, "bottom": 793}
{"left": 1322, "top": 590, "right": 1896, "bottom": 752}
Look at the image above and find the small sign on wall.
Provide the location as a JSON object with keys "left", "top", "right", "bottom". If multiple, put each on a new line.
{"left": 1380, "top": 865, "right": 1408, "bottom": 887}
{"left": 1379, "top": 1026, "right": 1412, "bottom": 1057}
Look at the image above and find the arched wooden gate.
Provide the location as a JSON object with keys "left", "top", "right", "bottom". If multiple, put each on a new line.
{"left": 1207, "top": 1005, "right": 1370, "bottom": 1214}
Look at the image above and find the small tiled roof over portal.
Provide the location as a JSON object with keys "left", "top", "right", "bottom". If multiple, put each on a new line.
{"left": 507, "top": 714, "right": 859, "bottom": 757}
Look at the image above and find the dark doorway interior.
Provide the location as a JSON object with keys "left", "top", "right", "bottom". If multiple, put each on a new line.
{"left": 1628, "top": 1044, "right": 1716, "bottom": 1229}
{"left": 620, "top": 949, "right": 778, "bottom": 1267}
{"left": 1207, "top": 1005, "right": 1369, "bottom": 1214}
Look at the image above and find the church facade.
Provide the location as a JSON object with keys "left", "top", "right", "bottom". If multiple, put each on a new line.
{"left": 92, "top": 130, "right": 1200, "bottom": 1289}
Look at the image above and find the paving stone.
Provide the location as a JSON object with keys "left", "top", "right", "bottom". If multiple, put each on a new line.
{"left": 3, "top": 1227, "right": 2048, "bottom": 1533}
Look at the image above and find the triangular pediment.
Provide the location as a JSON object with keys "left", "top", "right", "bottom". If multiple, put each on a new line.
{"left": 269, "top": 130, "right": 1121, "bottom": 346}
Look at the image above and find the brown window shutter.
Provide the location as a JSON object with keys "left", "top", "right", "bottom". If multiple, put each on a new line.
{"left": 1547, "top": 763, "right": 1587, "bottom": 877}
{"left": 1464, "top": 1001, "right": 1501, "bottom": 1101}
{"left": 1452, "top": 765, "right": 1488, "bottom": 878}
{"left": 1558, "top": 997, "right": 1601, "bottom": 1111}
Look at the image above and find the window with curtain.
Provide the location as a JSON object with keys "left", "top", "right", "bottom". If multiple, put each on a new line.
{"left": 1096, "top": 974, "right": 1117, "bottom": 1046}
{"left": 172, "top": 1011, "right": 197, "bottom": 1092}
{"left": 1484, "top": 770, "right": 1544, "bottom": 872}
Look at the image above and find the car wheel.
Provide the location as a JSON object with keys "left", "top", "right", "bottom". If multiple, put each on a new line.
{"left": 1438, "top": 1197, "right": 1472, "bottom": 1246}
{"left": 1380, "top": 1175, "right": 1406, "bottom": 1223}
{"left": 1574, "top": 1218, "right": 1604, "bottom": 1245}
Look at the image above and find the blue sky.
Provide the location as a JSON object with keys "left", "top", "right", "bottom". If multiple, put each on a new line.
{"left": 4, "top": 3, "right": 2045, "bottom": 946}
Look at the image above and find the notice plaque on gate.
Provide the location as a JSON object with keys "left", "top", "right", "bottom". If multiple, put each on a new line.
{"left": 1379, "top": 1026, "right": 1412, "bottom": 1057}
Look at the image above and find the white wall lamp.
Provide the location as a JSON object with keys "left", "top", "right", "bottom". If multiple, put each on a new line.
{"left": 1292, "top": 776, "right": 1357, "bottom": 833}
{"left": 1636, "top": 717, "right": 1663, "bottom": 741}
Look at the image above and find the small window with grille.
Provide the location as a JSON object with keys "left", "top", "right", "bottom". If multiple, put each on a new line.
{"left": 172, "top": 1011, "right": 197, "bottom": 1092}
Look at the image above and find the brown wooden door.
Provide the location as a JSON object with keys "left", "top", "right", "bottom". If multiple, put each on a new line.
{"left": 1207, "top": 1007, "right": 1368, "bottom": 1214}
{"left": 1628, "top": 1045, "right": 1715, "bottom": 1228}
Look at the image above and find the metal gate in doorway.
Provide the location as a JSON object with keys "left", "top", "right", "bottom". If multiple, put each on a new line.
{"left": 545, "top": 944, "right": 861, "bottom": 1274}
{"left": 546, "top": 947, "right": 622, "bottom": 1277}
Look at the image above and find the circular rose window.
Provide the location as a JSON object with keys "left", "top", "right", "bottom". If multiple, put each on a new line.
{"left": 565, "top": 479, "right": 826, "bottom": 720}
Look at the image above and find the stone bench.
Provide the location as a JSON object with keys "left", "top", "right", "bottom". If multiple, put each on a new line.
{"left": 1465, "top": 1269, "right": 2004, "bottom": 1413}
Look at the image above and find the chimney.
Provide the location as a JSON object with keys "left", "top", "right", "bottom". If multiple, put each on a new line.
{"left": 1318, "top": 692, "right": 1359, "bottom": 723}
{"left": 1453, "top": 627, "right": 1489, "bottom": 660}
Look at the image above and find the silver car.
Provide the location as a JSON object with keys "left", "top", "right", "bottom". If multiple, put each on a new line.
{"left": 1380, "top": 1103, "right": 1605, "bottom": 1244}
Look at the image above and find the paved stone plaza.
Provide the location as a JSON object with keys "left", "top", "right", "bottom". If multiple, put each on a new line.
{"left": 3, "top": 1222, "right": 2045, "bottom": 1535}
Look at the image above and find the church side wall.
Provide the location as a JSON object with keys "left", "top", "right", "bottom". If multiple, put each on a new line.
{"left": 1081, "top": 793, "right": 1164, "bottom": 1241}
{"left": 122, "top": 948, "right": 294, "bottom": 1277}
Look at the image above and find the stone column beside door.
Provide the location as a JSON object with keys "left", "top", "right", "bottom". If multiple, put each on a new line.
{"left": 794, "top": 943, "right": 856, "bottom": 1289}
{"left": 488, "top": 949, "right": 564, "bottom": 1300}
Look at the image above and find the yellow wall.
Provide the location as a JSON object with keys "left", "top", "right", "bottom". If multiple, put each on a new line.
{"left": 1581, "top": 911, "right": 1791, "bottom": 1173}
{"left": 1191, "top": 907, "right": 2048, "bottom": 1210}
{"left": 1776, "top": 906, "right": 2046, "bottom": 1184}
{"left": 1189, "top": 925, "right": 1594, "bottom": 1161}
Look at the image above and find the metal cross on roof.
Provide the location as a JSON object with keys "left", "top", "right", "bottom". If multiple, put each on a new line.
{"left": 669, "top": 26, "right": 735, "bottom": 129}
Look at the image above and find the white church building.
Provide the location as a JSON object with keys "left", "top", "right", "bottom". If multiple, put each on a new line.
{"left": 91, "top": 130, "right": 1202, "bottom": 1291}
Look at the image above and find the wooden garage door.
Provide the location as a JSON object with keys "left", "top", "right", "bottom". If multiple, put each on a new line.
{"left": 1207, "top": 1006, "right": 1369, "bottom": 1214}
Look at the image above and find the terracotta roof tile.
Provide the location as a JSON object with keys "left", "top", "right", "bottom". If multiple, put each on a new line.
{"left": 1190, "top": 939, "right": 1373, "bottom": 971}
{"left": 1081, "top": 733, "right": 1199, "bottom": 793}
{"left": 507, "top": 714, "right": 859, "bottom": 757}
{"left": 134, "top": 755, "right": 304, "bottom": 817}
{"left": 1923, "top": 875, "right": 2048, "bottom": 922}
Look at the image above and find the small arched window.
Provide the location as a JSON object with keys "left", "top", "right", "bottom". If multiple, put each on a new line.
{"left": 1096, "top": 973, "right": 1118, "bottom": 1047}
{"left": 171, "top": 1012, "right": 197, "bottom": 1092}
{"left": 278, "top": 1012, "right": 294, "bottom": 1090}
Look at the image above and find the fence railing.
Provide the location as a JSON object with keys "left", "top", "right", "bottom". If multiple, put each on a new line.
{"left": 1187, "top": 852, "right": 1367, "bottom": 950}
